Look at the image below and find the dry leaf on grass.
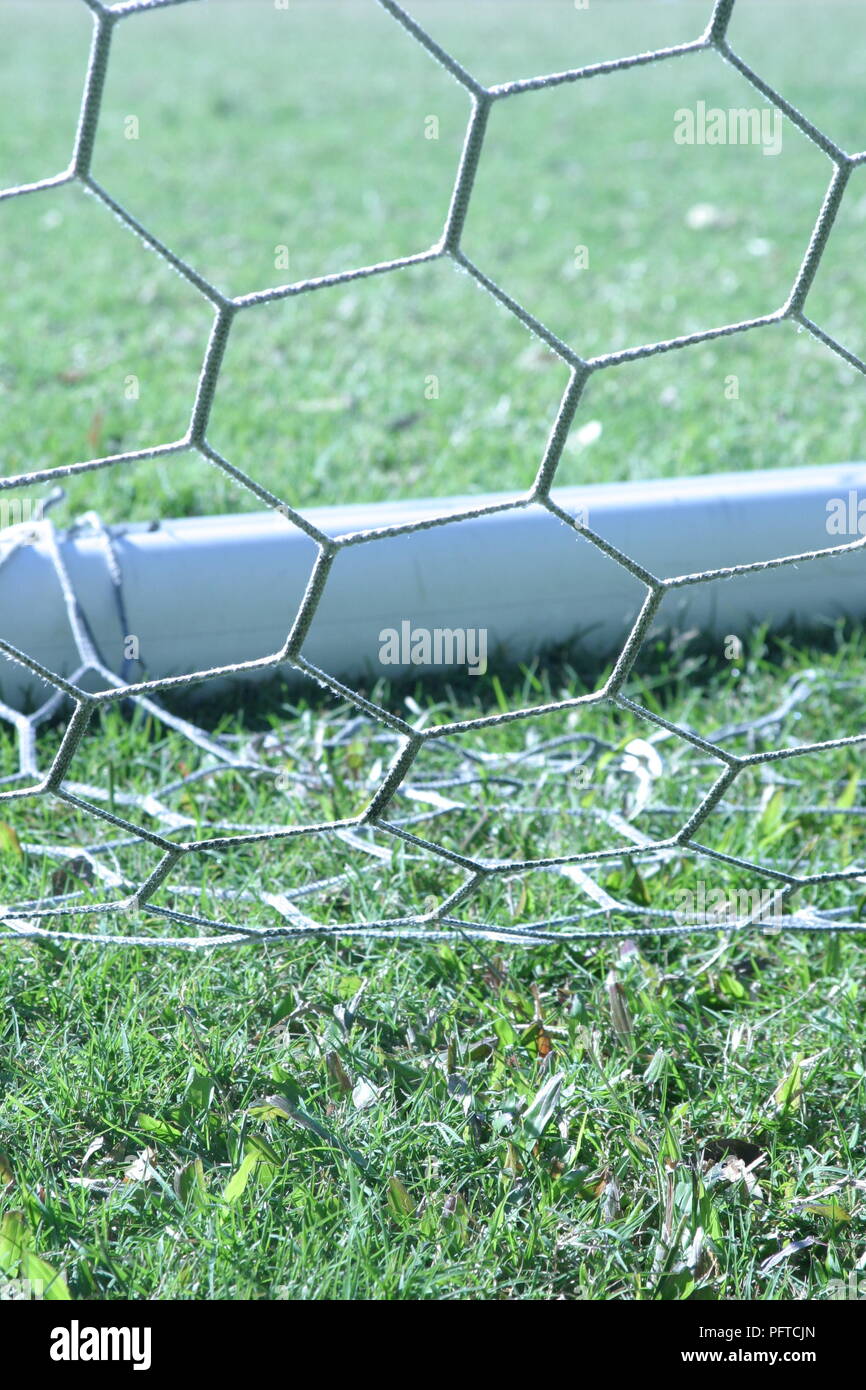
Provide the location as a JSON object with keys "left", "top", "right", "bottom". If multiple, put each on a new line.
{"left": 123, "top": 1147, "right": 160, "bottom": 1184}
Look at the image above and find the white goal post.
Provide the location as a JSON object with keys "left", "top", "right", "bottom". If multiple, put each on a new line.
{"left": 1, "top": 463, "right": 865, "bottom": 709}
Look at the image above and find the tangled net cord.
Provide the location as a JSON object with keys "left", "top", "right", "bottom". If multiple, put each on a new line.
{"left": 1, "top": 0, "right": 865, "bottom": 950}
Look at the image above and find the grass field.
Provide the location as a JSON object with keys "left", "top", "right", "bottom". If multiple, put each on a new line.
{"left": 1, "top": 0, "right": 866, "bottom": 1302}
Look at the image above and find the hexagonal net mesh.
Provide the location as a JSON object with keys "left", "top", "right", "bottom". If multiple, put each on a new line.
{"left": 1, "top": 0, "right": 865, "bottom": 950}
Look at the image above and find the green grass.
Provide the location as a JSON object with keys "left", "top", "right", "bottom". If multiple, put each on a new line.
{"left": 2, "top": 634, "right": 865, "bottom": 1301}
{"left": 1, "top": 0, "right": 866, "bottom": 1302}
{"left": 2, "top": 0, "right": 865, "bottom": 519}
{"left": 2, "top": 888, "right": 865, "bottom": 1300}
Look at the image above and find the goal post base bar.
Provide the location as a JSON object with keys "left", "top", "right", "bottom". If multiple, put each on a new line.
{"left": 3, "top": 463, "right": 865, "bottom": 710}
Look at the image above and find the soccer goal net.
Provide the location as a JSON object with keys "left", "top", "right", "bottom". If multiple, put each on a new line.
{"left": 0, "top": 0, "right": 864, "bottom": 950}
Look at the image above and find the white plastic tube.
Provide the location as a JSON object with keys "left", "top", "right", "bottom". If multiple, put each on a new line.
{"left": 3, "top": 463, "right": 865, "bottom": 709}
